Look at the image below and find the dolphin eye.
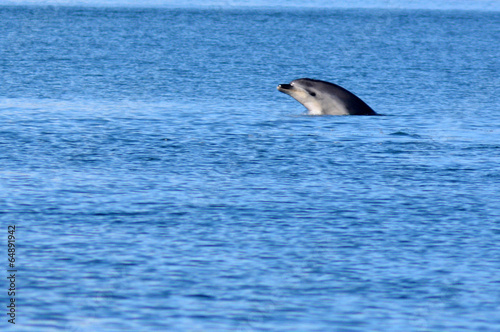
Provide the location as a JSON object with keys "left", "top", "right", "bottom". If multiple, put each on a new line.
{"left": 308, "top": 90, "right": 316, "bottom": 96}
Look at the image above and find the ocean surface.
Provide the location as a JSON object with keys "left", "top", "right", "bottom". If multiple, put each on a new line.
{"left": 1, "top": 5, "right": 500, "bottom": 331}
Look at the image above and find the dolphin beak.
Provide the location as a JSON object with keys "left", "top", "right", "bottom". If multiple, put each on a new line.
{"left": 277, "top": 84, "right": 292, "bottom": 91}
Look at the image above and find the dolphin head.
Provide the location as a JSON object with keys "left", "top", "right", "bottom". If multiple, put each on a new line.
{"left": 277, "top": 78, "right": 326, "bottom": 115}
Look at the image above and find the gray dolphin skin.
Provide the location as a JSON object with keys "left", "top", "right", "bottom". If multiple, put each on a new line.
{"left": 277, "top": 78, "right": 377, "bottom": 115}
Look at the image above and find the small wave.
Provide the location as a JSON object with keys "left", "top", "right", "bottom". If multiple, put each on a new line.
{"left": 389, "top": 131, "right": 422, "bottom": 139}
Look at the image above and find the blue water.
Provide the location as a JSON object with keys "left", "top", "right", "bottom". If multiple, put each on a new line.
{"left": 1, "top": 5, "right": 500, "bottom": 331}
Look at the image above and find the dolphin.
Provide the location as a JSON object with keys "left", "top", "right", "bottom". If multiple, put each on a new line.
{"left": 277, "top": 78, "right": 377, "bottom": 115}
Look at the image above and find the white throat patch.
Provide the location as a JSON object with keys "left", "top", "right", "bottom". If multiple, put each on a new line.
{"left": 288, "top": 87, "right": 347, "bottom": 115}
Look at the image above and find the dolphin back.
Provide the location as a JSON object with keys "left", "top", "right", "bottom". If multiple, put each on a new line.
{"left": 300, "top": 78, "right": 377, "bottom": 115}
